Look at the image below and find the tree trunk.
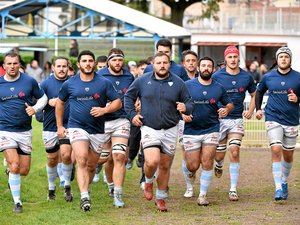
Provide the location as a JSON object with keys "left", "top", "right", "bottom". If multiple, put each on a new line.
{"left": 170, "top": 5, "right": 185, "bottom": 26}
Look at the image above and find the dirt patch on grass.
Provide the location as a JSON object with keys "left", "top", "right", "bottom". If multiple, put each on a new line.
{"left": 162, "top": 147, "right": 300, "bottom": 225}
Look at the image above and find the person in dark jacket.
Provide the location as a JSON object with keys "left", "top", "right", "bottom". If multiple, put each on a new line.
{"left": 124, "top": 52, "right": 193, "bottom": 212}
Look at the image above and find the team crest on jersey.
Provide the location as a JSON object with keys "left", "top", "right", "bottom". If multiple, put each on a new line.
{"left": 116, "top": 81, "right": 120, "bottom": 85}
{"left": 232, "top": 81, "right": 236, "bottom": 85}
{"left": 10, "top": 87, "right": 14, "bottom": 92}
{"left": 203, "top": 91, "right": 207, "bottom": 96}
{"left": 168, "top": 81, "right": 173, "bottom": 86}
{"left": 85, "top": 87, "right": 89, "bottom": 92}
{"left": 147, "top": 81, "right": 151, "bottom": 85}
{"left": 281, "top": 82, "right": 285, "bottom": 86}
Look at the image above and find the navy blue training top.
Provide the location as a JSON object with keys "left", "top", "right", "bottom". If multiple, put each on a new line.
{"left": 97, "top": 67, "right": 134, "bottom": 121}
{"left": 124, "top": 71, "right": 193, "bottom": 130}
{"left": 40, "top": 74, "right": 70, "bottom": 131}
{"left": 212, "top": 68, "right": 256, "bottom": 119}
{"left": 257, "top": 69, "right": 300, "bottom": 126}
{"left": 184, "top": 78, "right": 232, "bottom": 135}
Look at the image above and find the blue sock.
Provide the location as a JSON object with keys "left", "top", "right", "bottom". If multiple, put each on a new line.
{"left": 282, "top": 161, "right": 292, "bottom": 183}
{"left": 229, "top": 162, "right": 240, "bottom": 192}
{"left": 57, "top": 163, "right": 64, "bottom": 183}
{"left": 199, "top": 169, "right": 213, "bottom": 196}
{"left": 272, "top": 162, "right": 282, "bottom": 190}
{"left": 62, "top": 163, "right": 72, "bottom": 186}
{"left": 46, "top": 165, "right": 57, "bottom": 190}
{"left": 182, "top": 160, "right": 193, "bottom": 189}
{"left": 9, "top": 173, "right": 21, "bottom": 204}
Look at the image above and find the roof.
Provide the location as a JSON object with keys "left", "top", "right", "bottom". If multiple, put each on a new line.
{"left": 71, "top": 0, "right": 190, "bottom": 38}
{"left": 0, "top": 43, "right": 48, "bottom": 54}
{"left": 0, "top": 0, "right": 190, "bottom": 39}
{"left": 193, "top": 41, "right": 239, "bottom": 46}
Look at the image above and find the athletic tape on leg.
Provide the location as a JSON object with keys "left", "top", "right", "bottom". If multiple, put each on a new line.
{"left": 112, "top": 143, "right": 127, "bottom": 155}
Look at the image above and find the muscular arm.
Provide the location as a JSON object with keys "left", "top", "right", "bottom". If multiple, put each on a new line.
{"left": 105, "top": 98, "right": 122, "bottom": 114}
{"left": 218, "top": 103, "right": 234, "bottom": 118}
{"left": 255, "top": 90, "right": 264, "bottom": 110}
{"left": 243, "top": 91, "right": 256, "bottom": 119}
{"left": 55, "top": 98, "right": 66, "bottom": 138}
{"left": 25, "top": 93, "right": 48, "bottom": 116}
{"left": 90, "top": 98, "right": 122, "bottom": 117}
{"left": 255, "top": 90, "right": 264, "bottom": 120}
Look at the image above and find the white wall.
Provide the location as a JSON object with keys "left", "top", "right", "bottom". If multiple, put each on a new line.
{"left": 191, "top": 33, "right": 300, "bottom": 71}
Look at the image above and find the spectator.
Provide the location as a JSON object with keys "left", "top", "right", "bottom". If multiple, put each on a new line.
{"left": 25, "top": 59, "right": 45, "bottom": 83}
{"left": 216, "top": 61, "right": 225, "bottom": 71}
{"left": 128, "top": 60, "right": 138, "bottom": 77}
{"left": 43, "top": 61, "right": 52, "bottom": 77}
{"left": 259, "top": 63, "right": 268, "bottom": 77}
{"left": 0, "top": 61, "right": 5, "bottom": 76}
{"left": 249, "top": 62, "right": 260, "bottom": 84}
{"left": 69, "top": 39, "right": 79, "bottom": 57}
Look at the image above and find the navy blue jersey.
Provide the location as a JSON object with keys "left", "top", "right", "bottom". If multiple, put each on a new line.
{"left": 124, "top": 72, "right": 193, "bottom": 130}
{"left": 97, "top": 67, "right": 134, "bottom": 121}
{"left": 212, "top": 68, "right": 256, "bottom": 119}
{"left": 257, "top": 69, "right": 300, "bottom": 126}
{"left": 184, "top": 78, "right": 232, "bottom": 135}
{"left": 144, "top": 61, "right": 189, "bottom": 81}
{"left": 0, "top": 73, "right": 44, "bottom": 132}
{"left": 40, "top": 74, "right": 70, "bottom": 131}
{"left": 58, "top": 73, "right": 120, "bottom": 134}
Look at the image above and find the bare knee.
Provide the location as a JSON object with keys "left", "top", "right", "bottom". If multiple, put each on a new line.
{"left": 145, "top": 159, "right": 159, "bottom": 169}
{"left": 186, "top": 161, "right": 200, "bottom": 172}
{"left": 47, "top": 153, "right": 59, "bottom": 167}
{"left": 76, "top": 157, "right": 88, "bottom": 168}
{"left": 9, "top": 162, "right": 20, "bottom": 174}
{"left": 113, "top": 153, "right": 126, "bottom": 164}
{"left": 20, "top": 167, "right": 30, "bottom": 176}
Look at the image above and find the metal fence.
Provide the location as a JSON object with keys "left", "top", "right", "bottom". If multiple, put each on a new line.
{"left": 184, "top": 7, "right": 300, "bottom": 35}
{"left": 243, "top": 116, "right": 269, "bottom": 148}
{"left": 243, "top": 99, "right": 300, "bottom": 148}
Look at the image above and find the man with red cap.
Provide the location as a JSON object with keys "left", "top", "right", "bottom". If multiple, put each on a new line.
{"left": 212, "top": 46, "right": 256, "bottom": 201}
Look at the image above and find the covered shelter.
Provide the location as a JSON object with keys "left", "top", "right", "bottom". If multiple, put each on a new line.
{"left": 0, "top": 0, "right": 190, "bottom": 44}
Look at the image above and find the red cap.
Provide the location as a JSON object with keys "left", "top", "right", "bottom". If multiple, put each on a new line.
{"left": 224, "top": 46, "right": 239, "bottom": 58}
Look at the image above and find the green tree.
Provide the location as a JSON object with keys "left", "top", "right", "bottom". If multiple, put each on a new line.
{"left": 161, "top": 0, "right": 223, "bottom": 26}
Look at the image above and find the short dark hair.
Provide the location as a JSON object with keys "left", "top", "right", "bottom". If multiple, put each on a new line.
{"left": 77, "top": 50, "right": 95, "bottom": 62}
{"left": 96, "top": 55, "right": 108, "bottom": 63}
{"left": 137, "top": 59, "right": 148, "bottom": 68}
{"left": 108, "top": 48, "right": 124, "bottom": 58}
{"left": 182, "top": 50, "right": 198, "bottom": 61}
{"left": 156, "top": 38, "right": 172, "bottom": 50}
{"left": 198, "top": 56, "right": 215, "bottom": 69}
{"left": 52, "top": 56, "right": 69, "bottom": 66}
{"left": 4, "top": 51, "right": 19, "bottom": 62}
{"left": 152, "top": 52, "right": 170, "bottom": 62}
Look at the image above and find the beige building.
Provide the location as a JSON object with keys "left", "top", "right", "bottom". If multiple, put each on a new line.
{"left": 150, "top": 0, "right": 300, "bottom": 70}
